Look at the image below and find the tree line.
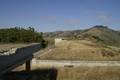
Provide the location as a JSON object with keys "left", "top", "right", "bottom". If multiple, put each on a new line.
{"left": 0, "top": 27, "right": 47, "bottom": 47}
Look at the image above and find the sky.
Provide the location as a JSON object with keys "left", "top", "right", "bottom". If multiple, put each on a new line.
{"left": 0, "top": 0, "right": 120, "bottom": 32}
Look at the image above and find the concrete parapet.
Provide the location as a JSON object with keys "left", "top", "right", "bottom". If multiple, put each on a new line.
{"left": 32, "top": 59, "right": 120, "bottom": 68}
{"left": 0, "top": 43, "right": 41, "bottom": 76}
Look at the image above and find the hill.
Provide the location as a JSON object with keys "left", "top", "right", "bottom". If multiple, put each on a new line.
{"left": 43, "top": 30, "right": 83, "bottom": 38}
{"left": 38, "top": 25, "right": 120, "bottom": 60}
{"left": 78, "top": 25, "right": 120, "bottom": 47}
{"left": 44, "top": 25, "right": 120, "bottom": 47}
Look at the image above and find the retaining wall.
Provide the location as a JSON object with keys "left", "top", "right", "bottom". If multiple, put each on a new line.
{"left": 0, "top": 43, "right": 41, "bottom": 75}
{"left": 32, "top": 59, "right": 120, "bottom": 68}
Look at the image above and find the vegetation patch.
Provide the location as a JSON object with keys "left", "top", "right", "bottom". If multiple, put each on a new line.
{"left": 0, "top": 27, "right": 47, "bottom": 47}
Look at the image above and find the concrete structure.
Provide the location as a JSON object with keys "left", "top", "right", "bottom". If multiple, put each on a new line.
{"left": 0, "top": 43, "right": 41, "bottom": 76}
{"left": 55, "top": 38, "right": 66, "bottom": 46}
{"left": 0, "top": 48, "right": 17, "bottom": 56}
{"left": 32, "top": 59, "right": 120, "bottom": 68}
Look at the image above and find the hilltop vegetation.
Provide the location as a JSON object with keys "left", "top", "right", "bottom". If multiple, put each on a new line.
{"left": 0, "top": 27, "right": 47, "bottom": 47}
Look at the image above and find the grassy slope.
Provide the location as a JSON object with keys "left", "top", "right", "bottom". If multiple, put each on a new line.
{"left": 39, "top": 40, "right": 120, "bottom": 60}
{"left": 44, "top": 26, "right": 120, "bottom": 47}
{"left": 57, "top": 67, "right": 120, "bottom": 80}
{"left": 41, "top": 26, "right": 120, "bottom": 60}
{"left": 79, "top": 26, "right": 120, "bottom": 47}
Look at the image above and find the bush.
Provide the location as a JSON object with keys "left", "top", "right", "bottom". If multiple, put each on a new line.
{"left": 0, "top": 27, "right": 47, "bottom": 47}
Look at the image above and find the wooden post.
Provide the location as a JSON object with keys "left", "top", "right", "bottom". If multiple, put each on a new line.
{"left": 25, "top": 60, "right": 31, "bottom": 71}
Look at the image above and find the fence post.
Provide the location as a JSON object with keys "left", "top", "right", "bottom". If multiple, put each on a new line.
{"left": 25, "top": 60, "right": 31, "bottom": 71}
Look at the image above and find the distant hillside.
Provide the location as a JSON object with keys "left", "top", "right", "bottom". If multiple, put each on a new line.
{"left": 44, "top": 25, "right": 120, "bottom": 47}
{"left": 43, "top": 30, "right": 83, "bottom": 38}
{"left": 117, "top": 31, "right": 120, "bottom": 35}
{"left": 78, "top": 26, "right": 120, "bottom": 47}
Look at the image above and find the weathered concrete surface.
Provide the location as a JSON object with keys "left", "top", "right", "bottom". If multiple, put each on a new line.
{"left": 0, "top": 44, "right": 30, "bottom": 52}
{"left": 0, "top": 43, "right": 41, "bottom": 76}
{"left": 0, "top": 48, "right": 18, "bottom": 55}
{"left": 32, "top": 59, "right": 120, "bottom": 68}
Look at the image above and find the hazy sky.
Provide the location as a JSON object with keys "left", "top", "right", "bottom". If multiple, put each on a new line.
{"left": 0, "top": 0, "right": 120, "bottom": 32}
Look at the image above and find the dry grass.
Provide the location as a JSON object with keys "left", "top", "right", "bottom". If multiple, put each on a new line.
{"left": 39, "top": 40, "right": 120, "bottom": 60}
{"left": 57, "top": 67, "right": 120, "bottom": 80}
{"left": 12, "top": 66, "right": 120, "bottom": 80}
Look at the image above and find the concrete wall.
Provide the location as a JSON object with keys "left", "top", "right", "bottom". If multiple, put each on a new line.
{"left": 55, "top": 38, "right": 66, "bottom": 46}
{"left": 0, "top": 43, "right": 41, "bottom": 75}
{"left": 32, "top": 59, "right": 120, "bottom": 68}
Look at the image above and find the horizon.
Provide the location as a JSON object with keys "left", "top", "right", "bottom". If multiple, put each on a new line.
{"left": 0, "top": 0, "right": 120, "bottom": 32}
{"left": 0, "top": 25, "right": 119, "bottom": 33}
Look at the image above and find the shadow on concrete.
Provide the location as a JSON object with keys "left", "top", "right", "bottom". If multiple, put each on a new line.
{"left": 0, "top": 44, "right": 41, "bottom": 75}
{"left": 0, "top": 68, "right": 58, "bottom": 80}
